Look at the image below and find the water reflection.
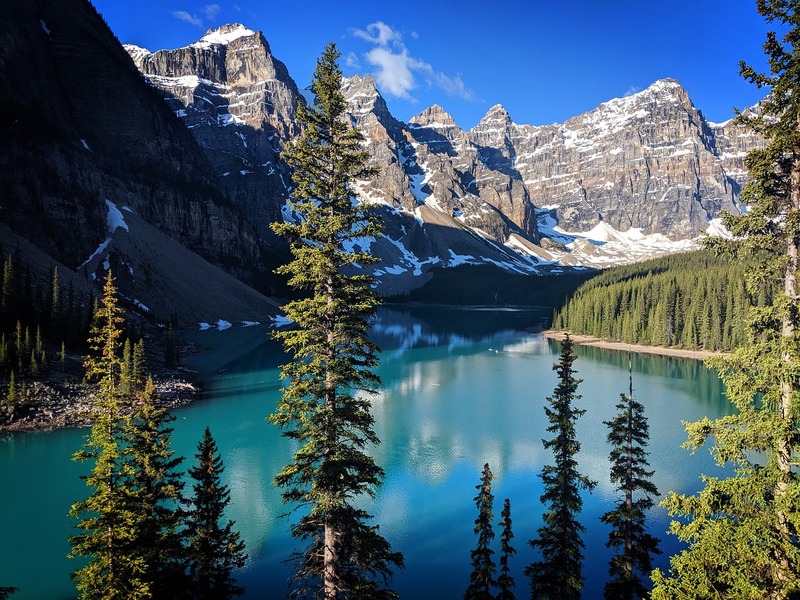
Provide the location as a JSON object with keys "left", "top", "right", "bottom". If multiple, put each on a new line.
{"left": 0, "top": 306, "right": 734, "bottom": 600}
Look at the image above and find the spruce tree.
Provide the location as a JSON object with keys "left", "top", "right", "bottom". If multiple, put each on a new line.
{"left": 131, "top": 339, "right": 146, "bottom": 393}
{"left": 600, "top": 365, "right": 660, "bottom": 600}
{"left": 125, "top": 376, "right": 187, "bottom": 598}
{"left": 496, "top": 498, "right": 516, "bottom": 600}
{"left": 269, "top": 43, "right": 402, "bottom": 598}
{"left": 652, "top": 2, "right": 800, "bottom": 596}
{"left": 465, "top": 463, "right": 497, "bottom": 600}
{"left": 68, "top": 271, "right": 148, "bottom": 599}
{"left": 184, "top": 427, "right": 247, "bottom": 599}
{"left": 527, "top": 334, "right": 595, "bottom": 600}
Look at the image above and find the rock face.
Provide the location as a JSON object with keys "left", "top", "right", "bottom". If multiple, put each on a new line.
{"left": 125, "top": 24, "right": 300, "bottom": 243}
{"left": 470, "top": 79, "right": 753, "bottom": 238}
{"left": 0, "top": 1, "right": 279, "bottom": 323}
{"left": 4, "top": 5, "right": 765, "bottom": 307}
{"left": 127, "top": 25, "right": 765, "bottom": 289}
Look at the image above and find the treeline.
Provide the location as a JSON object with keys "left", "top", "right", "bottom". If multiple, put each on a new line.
{"left": 552, "top": 251, "right": 766, "bottom": 351}
{"left": 0, "top": 244, "right": 181, "bottom": 406}
{"left": 0, "top": 245, "right": 95, "bottom": 376}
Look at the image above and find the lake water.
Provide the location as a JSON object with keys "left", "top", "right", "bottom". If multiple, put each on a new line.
{"left": 0, "top": 306, "right": 732, "bottom": 599}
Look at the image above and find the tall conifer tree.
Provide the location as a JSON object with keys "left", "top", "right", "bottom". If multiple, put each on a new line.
{"left": 600, "top": 363, "right": 660, "bottom": 600}
{"left": 68, "top": 272, "right": 147, "bottom": 599}
{"left": 652, "top": 2, "right": 800, "bottom": 596}
{"left": 125, "top": 376, "right": 187, "bottom": 597}
{"left": 465, "top": 463, "right": 497, "bottom": 600}
{"left": 184, "top": 427, "right": 247, "bottom": 599}
{"left": 527, "top": 334, "right": 595, "bottom": 600}
{"left": 496, "top": 498, "right": 516, "bottom": 600}
{"left": 270, "top": 43, "right": 402, "bottom": 598}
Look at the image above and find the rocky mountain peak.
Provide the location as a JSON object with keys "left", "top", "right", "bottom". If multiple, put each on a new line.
{"left": 481, "top": 104, "right": 511, "bottom": 123}
{"left": 470, "top": 104, "right": 514, "bottom": 148}
{"left": 342, "top": 74, "right": 401, "bottom": 136}
{"left": 190, "top": 23, "right": 258, "bottom": 49}
{"left": 342, "top": 74, "right": 381, "bottom": 114}
{"left": 409, "top": 104, "right": 460, "bottom": 130}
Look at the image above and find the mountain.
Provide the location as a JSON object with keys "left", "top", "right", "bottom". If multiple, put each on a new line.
{"left": 0, "top": 1, "right": 279, "bottom": 324}
{"left": 125, "top": 24, "right": 299, "bottom": 244}
{"left": 126, "top": 27, "right": 761, "bottom": 294}
{"left": 0, "top": 3, "right": 763, "bottom": 319}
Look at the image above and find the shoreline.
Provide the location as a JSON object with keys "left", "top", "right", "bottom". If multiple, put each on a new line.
{"left": 0, "top": 374, "right": 200, "bottom": 434}
{"left": 541, "top": 330, "right": 729, "bottom": 361}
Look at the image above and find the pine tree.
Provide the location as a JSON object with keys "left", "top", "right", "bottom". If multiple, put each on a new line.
{"left": 184, "top": 427, "right": 247, "bottom": 599}
{"left": 131, "top": 339, "right": 146, "bottom": 394}
{"left": 600, "top": 363, "right": 660, "bottom": 600}
{"left": 50, "top": 265, "right": 61, "bottom": 338}
{"left": 125, "top": 376, "right": 187, "bottom": 598}
{"left": 121, "top": 339, "right": 132, "bottom": 396}
{"left": 496, "top": 498, "right": 516, "bottom": 600}
{"left": 269, "top": 43, "right": 402, "bottom": 599}
{"left": 527, "top": 334, "right": 596, "bottom": 600}
{"left": 5, "top": 371, "right": 15, "bottom": 405}
{"left": 68, "top": 271, "right": 148, "bottom": 599}
{"left": 465, "top": 463, "right": 497, "bottom": 600}
{"left": 652, "top": 3, "right": 800, "bottom": 596}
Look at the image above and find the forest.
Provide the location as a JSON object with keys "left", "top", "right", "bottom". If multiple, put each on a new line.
{"left": 551, "top": 251, "right": 768, "bottom": 351}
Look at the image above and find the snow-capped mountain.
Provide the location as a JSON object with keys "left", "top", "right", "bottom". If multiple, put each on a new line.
{"left": 0, "top": 3, "right": 280, "bottom": 324}
{"left": 125, "top": 24, "right": 299, "bottom": 243}
{"left": 0, "top": 1, "right": 763, "bottom": 323}
{"left": 124, "top": 25, "right": 759, "bottom": 292}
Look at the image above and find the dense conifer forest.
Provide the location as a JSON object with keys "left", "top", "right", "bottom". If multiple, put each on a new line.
{"left": 551, "top": 251, "right": 767, "bottom": 351}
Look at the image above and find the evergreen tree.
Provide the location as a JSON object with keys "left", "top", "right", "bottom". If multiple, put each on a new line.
{"left": 269, "top": 43, "right": 402, "bottom": 599}
{"left": 496, "top": 498, "right": 516, "bottom": 600}
{"left": 5, "top": 371, "right": 15, "bottom": 405}
{"left": 652, "top": 3, "right": 800, "bottom": 596}
{"left": 50, "top": 265, "right": 61, "bottom": 338}
{"left": 184, "top": 427, "right": 247, "bottom": 599}
{"left": 600, "top": 363, "right": 660, "bottom": 600}
{"left": 68, "top": 271, "right": 148, "bottom": 599}
{"left": 465, "top": 463, "right": 497, "bottom": 600}
{"left": 527, "top": 334, "right": 596, "bottom": 600}
{"left": 125, "top": 376, "right": 187, "bottom": 598}
{"left": 131, "top": 339, "right": 147, "bottom": 393}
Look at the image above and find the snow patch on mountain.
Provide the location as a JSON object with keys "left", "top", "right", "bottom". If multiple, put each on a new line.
{"left": 534, "top": 208, "right": 698, "bottom": 268}
{"left": 191, "top": 25, "right": 256, "bottom": 49}
{"left": 105, "top": 199, "right": 129, "bottom": 233}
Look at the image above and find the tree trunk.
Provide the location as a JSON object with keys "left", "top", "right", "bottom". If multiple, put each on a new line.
{"left": 324, "top": 521, "right": 338, "bottom": 600}
{"left": 324, "top": 273, "right": 338, "bottom": 600}
{"left": 778, "top": 154, "right": 800, "bottom": 495}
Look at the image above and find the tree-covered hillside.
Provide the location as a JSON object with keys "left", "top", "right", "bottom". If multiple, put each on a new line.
{"left": 552, "top": 251, "right": 768, "bottom": 351}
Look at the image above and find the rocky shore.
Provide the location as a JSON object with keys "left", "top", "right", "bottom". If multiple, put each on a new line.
{"left": 0, "top": 373, "right": 199, "bottom": 433}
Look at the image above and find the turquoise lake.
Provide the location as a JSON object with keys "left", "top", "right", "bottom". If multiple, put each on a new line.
{"left": 0, "top": 306, "right": 732, "bottom": 598}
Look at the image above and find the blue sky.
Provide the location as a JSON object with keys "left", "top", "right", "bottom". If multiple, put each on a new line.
{"left": 92, "top": 0, "right": 775, "bottom": 129}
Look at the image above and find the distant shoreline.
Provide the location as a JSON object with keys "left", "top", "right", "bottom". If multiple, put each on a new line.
{"left": 541, "top": 330, "right": 728, "bottom": 361}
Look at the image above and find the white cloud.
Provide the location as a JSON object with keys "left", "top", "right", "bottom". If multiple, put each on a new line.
{"left": 365, "top": 47, "right": 417, "bottom": 99}
{"left": 202, "top": 4, "right": 220, "bottom": 20}
{"left": 345, "top": 52, "right": 361, "bottom": 69}
{"left": 172, "top": 10, "right": 203, "bottom": 27}
{"left": 172, "top": 4, "right": 220, "bottom": 27}
{"left": 352, "top": 21, "right": 474, "bottom": 102}
{"left": 353, "top": 21, "right": 402, "bottom": 47}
